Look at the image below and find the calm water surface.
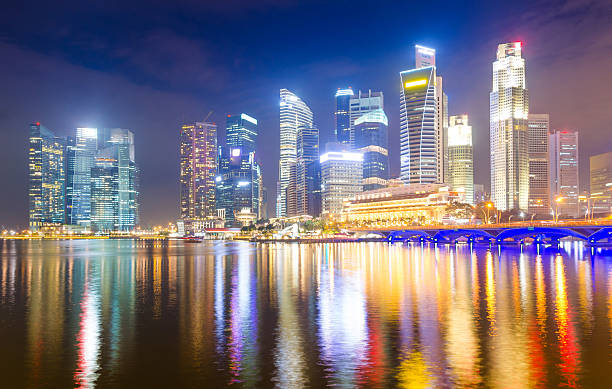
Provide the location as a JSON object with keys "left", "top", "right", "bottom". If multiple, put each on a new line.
{"left": 1, "top": 240, "right": 612, "bottom": 388}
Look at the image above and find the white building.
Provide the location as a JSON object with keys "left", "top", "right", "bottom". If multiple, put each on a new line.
{"left": 277, "top": 89, "right": 313, "bottom": 217}
{"left": 320, "top": 151, "right": 363, "bottom": 216}
{"left": 549, "top": 130, "right": 580, "bottom": 217}
{"left": 447, "top": 114, "right": 474, "bottom": 205}
{"left": 490, "top": 42, "right": 529, "bottom": 211}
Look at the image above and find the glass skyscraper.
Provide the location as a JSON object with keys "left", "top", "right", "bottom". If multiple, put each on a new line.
{"left": 549, "top": 129, "right": 579, "bottom": 217}
{"left": 180, "top": 122, "right": 218, "bottom": 222}
{"left": 226, "top": 113, "right": 258, "bottom": 155}
{"left": 490, "top": 42, "right": 529, "bottom": 211}
{"left": 447, "top": 115, "right": 474, "bottom": 205}
{"left": 295, "top": 127, "right": 321, "bottom": 217}
{"left": 278, "top": 89, "right": 313, "bottom": 217}
{"left": 335, "top": 88, "right": 353, "bottom": 145}
{"left": 65, "top": 127, "right": 98, "bottom": 228}
{"left": 28, "top": 123, "right": 66, "bottom": 230}
{"left": 354, "top": 109, "right": 389, "bottom": 191}
{"left": 348, "top": 90, "right": 384, "bottom": 150}
{"left": 527, "top": 114, "right": 550, "bottom": 215}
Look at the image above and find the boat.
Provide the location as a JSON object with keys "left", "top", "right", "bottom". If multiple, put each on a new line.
{"left": 181, "top": 237, "right": 203, "bottom": 243}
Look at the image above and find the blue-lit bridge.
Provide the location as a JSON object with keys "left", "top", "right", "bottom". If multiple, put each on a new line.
{"left": 351, "top": 222, "right": 612, "bottom": 246}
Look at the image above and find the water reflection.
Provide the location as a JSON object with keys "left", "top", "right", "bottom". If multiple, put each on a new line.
{"left": 1, "top": 240, "right": 612, "bottom": 387}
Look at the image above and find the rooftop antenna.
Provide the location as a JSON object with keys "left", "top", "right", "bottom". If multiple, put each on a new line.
{"left": 203, "top": 110, "right": 213, "bottom": 122}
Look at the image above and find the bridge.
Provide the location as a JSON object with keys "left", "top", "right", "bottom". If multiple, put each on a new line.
{"left": 349, "top": 221, "right": 612, "bottom": 246}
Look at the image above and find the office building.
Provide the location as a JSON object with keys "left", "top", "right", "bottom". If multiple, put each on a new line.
{"left": 278, "top": 89, "right": 313, "bottom": 217}
{"left": 295, "top": 127, "right": 321, "bottom": 217}
{"left": 447, "top": 114, "right": 474, "bottom": 205}
{"left": 28, "top": 122, "right": 66, "bottom": 231}
{"left": 490, "top": 42, "right": 529, "bottom": 211}
{"left": 335, "top": 88, "right": 353, "bottom": 145}
{"left": 549, "top": 130, "right": 580, "bottom": 217}
{"left": 590, "top": 152, "right": 612, "bottom": 215}
{"left": 348, "top": 90, "right": 384, "bottom": 149}
{"left": 527, "top": 114, "right": 550, "bottom": 215}
{"left": 320, "top": 150, "right": 363, "bottom": 215}
{"left": 180, "top": 121, "right": 218, "bottom": 227}
{"left": 65, "top": 127, "right": 98, "bottom": 228}
{"left": 226, "top": 113, "right": 258, "bottom": 155}
{"left": 400, "top": 45, "right": 446, "bottom": 185}
{"left": 354, "top": 109, "right": 389, "bottom": 191}
{"left": 474, "top": 184, "right": 487, "bottom": 205}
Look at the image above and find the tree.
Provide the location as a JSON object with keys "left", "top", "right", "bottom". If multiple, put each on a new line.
{"left": 445, "top": 202, "right": 474, "bottom": 220}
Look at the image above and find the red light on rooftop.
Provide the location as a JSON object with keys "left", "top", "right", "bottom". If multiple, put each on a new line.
{"left": 227, "top": 114, "right": 230, "bottom": 117}
{"left": 561, "top": 131, "right": 568, "bottom": 134}
{"left": 36, "top": 122, "right": 40, "bottom": 126}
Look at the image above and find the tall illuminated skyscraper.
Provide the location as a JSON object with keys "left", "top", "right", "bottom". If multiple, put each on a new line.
{"left": 354, "top": 109, "right": 389, "bottom": 190}
{"left": 28, "top": 122, "right": 66, "bottom": 231}
{"left": 277, "top": 89, "right": 313, "bottom": 217}
{"left": 348, "top": 90, "right": 384, "bottom": 149}
{"left": 65, "top": 127, "right": 98, "bottom": 228}
{"left": 335, "top": 88, "right": 353, "bottom": 145}
{"left": 400, "top": 45, "right": 446, "bottom": 185}
{"left": 490, "top": 42, "right": 529, "bottom": 211}
{"left": 447, "top": 115, "right": 474, "bottom": 205}
{"left": 180, "top": 121, "right": 217, "bottom": 226}
{"left": 549, "top": 129, "right": 579, "bottom": 217}
{"left": 527, "top": 114, "right": 550, "bottom": 215}
{"left": 589, "top": 152, "right": 612, "bottom": 215}
{"left": 226, "top": 113, "right": 258, "bottom": 155}
{"left": 295, "top": 127, "right": 321, "bottom": 217}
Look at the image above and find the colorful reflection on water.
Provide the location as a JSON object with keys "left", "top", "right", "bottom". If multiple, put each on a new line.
{"left": 1, "top": 239, "right": 612, "bottom": 387}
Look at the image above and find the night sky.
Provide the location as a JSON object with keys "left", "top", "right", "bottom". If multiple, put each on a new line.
{"left": 1, "top": 0, "right": 611, "bottom": 228}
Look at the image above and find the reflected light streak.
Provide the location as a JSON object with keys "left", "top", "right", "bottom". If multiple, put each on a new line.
{"left": 74, "top": 276, "right": 101, "bottom": 389}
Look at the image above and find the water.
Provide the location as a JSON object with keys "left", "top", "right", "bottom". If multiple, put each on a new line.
{"left": 1, "top": 239, "right": 612, "bottom": 388}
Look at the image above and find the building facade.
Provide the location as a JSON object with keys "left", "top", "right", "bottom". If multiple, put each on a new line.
{"left": 335, "top": 88, "right": 353, "bottom": 145}
{"left": 590, "top": 152, "right": 612, "bottom": 216}
{"left": 28, "top": 123, "right": 66, "bottom": 231}
{"left": 549, "top": 130, "right": 580, "bottom": 217}
{"left": 278, "top": 89, "right": 313, "bottom": 217}
{"left": 354, "top": 109, "right": 389, "bottom": 191}
{"left": 447, "top": 114, "right": 474, "bottom": 205}
{"left": 65, "top": 127, "right": 98, "bottom": 228}
{"left": 349, "top": 90, "right": 384, "bottom": 149}
{"left": 527, "top": 114, "right": 550, "bottom": 215}
{"left": 490, "top": 42, "right": 529, "bottom": 211}
{"left": 341, "top": 184, "right": 464, "bottom": 226}
{"left": 226, "top": 113, "right": 258, "bottom": 154}
{"left": 320, "top": 151, "right": 363, "bottom": 216}
{"left": 295, "top": 127, "right": 321, "bottom": 217}
{"left": 180, "top": 122, "right": 217, "bottom": 224}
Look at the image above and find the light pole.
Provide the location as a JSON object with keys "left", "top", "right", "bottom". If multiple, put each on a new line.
{"left": 553, "top": 196, "right": 564, "bottom": 223}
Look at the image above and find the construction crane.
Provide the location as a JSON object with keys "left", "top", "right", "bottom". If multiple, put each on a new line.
{"left": 203, "top": 110, "right": 213, "bottom": 122}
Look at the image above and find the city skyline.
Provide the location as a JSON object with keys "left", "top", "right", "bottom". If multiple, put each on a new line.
{"left": 2, "top": 0, "right": 612, "bottom": 227}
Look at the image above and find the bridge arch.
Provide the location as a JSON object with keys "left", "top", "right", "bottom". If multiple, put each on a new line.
{"left": 494, "top": 227, "right": 588, "bottom": 244}
{"left": 586, "top": 227, "right": 612, "bottom": 244}
{"left": 387, "top": 230, "right": 432, "bottom": 242}
{"left": 432, "top": 229, "right": 495, "bottom": 243}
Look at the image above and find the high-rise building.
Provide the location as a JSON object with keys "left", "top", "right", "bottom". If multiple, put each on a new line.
{"left": 180, "top": 121, "right": 217, "bottom": 225}
{"left": 348, "top": 90, "right": 384, "bottom": 149}
{"left": 549, "top": 130, "right": 580, "bottom": 217}
{"left": 400, "top": 45, "right": 447, "bottom": 185}
{"left": 216, "top": 147, "right": 260, "bottom": 227}
{"left": 527, "top": 114, "right": 550, "bottom": 215}
{"left": 65, "top": 127, "right": 98, "bottom": 228}
{"left": 447, "top": 114, "right": 474, "bottom": 205}
{"left": 295, "top": 127, "right": 321, "bottom": 217}
{"left": 28, "top": 123, "right": 66, "bottom": 231}
{"left": 354, "top": 109, "right": 389, "bottom": 191}
{"left": 91, "top": 128, "right": 139, "bottom": 232}
{"left": 278, "top": 89, "right": 313, "bottom": 217}
{"left": 490, "top": 42, "right": 529, "bottom": 211}
{"left": 335, "top": 88, "right": 353, "bottom": 145}
{"left": 474, "top": 184, "right": 487, "bottom": 205}
{"left": 590, "top": 152, "right": 612, "bottom": 216}
{"left": 320, "top": 150, "right": 363, "bottom": 215}
{"left": 226, "top": 113, "right": 258, "bottom": 155}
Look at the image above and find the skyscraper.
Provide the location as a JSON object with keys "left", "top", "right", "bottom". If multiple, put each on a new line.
{"left": 278, "top": 89, "right": 313, "bottom": 217}
{"left": 295, "top": 127, "right": 321, "bottom": 217}
{"left": 335, "top": 88, "right": 353, "bottom": 145}
{"left": 549, "top": 130, "right": 580, "bottom": 217}
{"left": 354, "top": 109, "right": 389, "bottom": 191}
{"left": 180, "top": 121, "right": 217, "bottom": 225}
{"left": 226, "top": 113, "right": 258, "bottom": 155}
{"left": 91, "top": 128, "right": 139, "bottom": 232}
{"left": 28, "top": 123, "right": 66, "bottom": 231}
{"left": 527, "top": 114, "right": 550, "bottom": 215}
{"left": 348, "top": 90, "right": 384, "bottom": 149}
{"left": 65, "top": 127, "right": 98, "bottom": 228}
{"left": 320, "top": 150, "right": 363, "bottom": 215}
{"left": 589, "top": 152, "right": 612, "bottom": 215}
{"left": 490, "top": 42, "right": 529, "bottom": 211}
{"left": 447, "top": 114, "right": 474, "bottom": 205}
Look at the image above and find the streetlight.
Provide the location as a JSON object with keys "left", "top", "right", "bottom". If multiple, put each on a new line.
{"left": 519, "top": 212, "right": 525, "bottom": 222}
{"left": 552, "top": 196, "right": 564, "bottom": 223}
